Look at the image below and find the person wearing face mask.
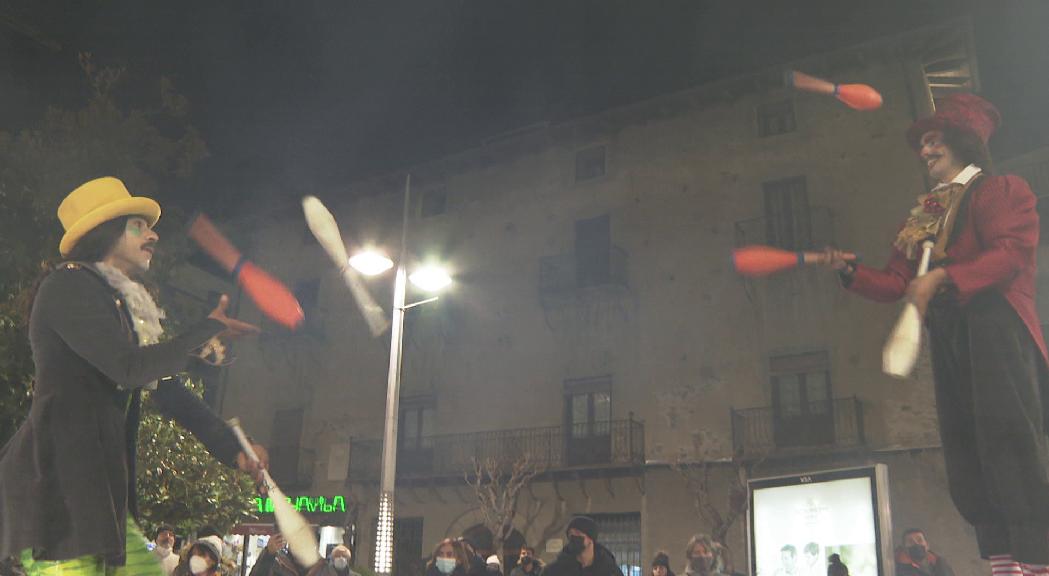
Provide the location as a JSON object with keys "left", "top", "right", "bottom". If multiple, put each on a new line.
{"left": 152, "top": 525, "right": 180, "bottom": 576}
{"left": 426, "top": 539, "right": 474, "bottom": 576}
{"left": 187, "top": 537, "right": 223, "bottom": 576}
{"left": 682, "top": 534, "right": 727, "bottom": 576}
{"left": 895, "top": 529, "right": 955, "bottom": 576}
{"left": 328, "top": 546, "right": 359, "bottom": 576}
{"left": 544, "top": 516, "right": 623, "bottom": 576}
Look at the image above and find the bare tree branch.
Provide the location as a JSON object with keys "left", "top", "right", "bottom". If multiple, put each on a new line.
{"left": 464, "top": 454, "right": 543, "bottom": 559}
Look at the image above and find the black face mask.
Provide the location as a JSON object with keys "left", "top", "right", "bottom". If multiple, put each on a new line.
{"left": 564, "top": 536, "right": 586, "bottom": 556}
{"left": 690, "top": 558, "right": 713, "bottom": 574}
{"left": 907, "top": 545, "right": 927, "bottom": 562}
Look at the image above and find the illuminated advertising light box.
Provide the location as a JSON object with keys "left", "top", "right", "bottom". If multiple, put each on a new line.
{"left": 748, "top": 465, "right": 893, "bottom": 576}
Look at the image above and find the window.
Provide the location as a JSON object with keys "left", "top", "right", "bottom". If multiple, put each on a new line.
{"left": 399, "top": 404, "right": 434, "bottom": 451}
{"left": 575, "top": 145, "right": 607, "bottom": 182}
{"left": 923, "top": 37, "right": 977, "bottom": 99}
{"left": 270, "top": 408, "right": 305, "bottom": 486}
{"left": 575, "top": 214, "right": 611, "bottom": 288}
{"left": 763, "top": 176, "right": 812, "bottom": 250}
{"left": 589, "top": 513, "right": 642, "bottom": 576}
{"left": 397, "top": 398, "right": 434, "bottom": 474}
{"left": 564, "top": 376, "right": 612, "bottom": 465}
{"left": 757, "top": 99, "right": 796, "bottom": 137}
{"left": 770, "top": 352, "right": 833, "bottom": 447}
{"left": 418, "top": 188, "right": 447, "bottom": 218}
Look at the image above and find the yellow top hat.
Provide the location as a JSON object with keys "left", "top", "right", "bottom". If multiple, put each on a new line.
{"left": 58, "top": 177, "right": 161, "bottom": 257}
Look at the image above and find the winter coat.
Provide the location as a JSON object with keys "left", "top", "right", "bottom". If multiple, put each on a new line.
{"left": 895, "top": 548, "right": 955, "bottom": 576}
{"left": 510, "top": 560, "right": 544, "bottom": 576}
{"left": 543, "top": 544, "right": 624, "bottom": 576}
{"left": 0, "top": 263, "right": 240, "bottom": 564}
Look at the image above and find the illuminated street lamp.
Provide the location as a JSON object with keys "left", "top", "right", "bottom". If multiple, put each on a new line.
{"left": 354, "top": 176, "right": 450, "bottom": 576}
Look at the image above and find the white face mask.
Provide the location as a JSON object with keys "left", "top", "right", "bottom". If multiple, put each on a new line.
{"left": 333, "top": 557, "right": 349, "bottom": 570}
{"left": 436, "top": 557, "right": 457, "bottom": 574}
{"left": 189, "top": 556, "right": 210, "bottom": 576}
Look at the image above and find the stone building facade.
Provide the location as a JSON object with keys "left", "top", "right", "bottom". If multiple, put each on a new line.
{"left": 175, "top": 21, "right": 1046, "bottom": 576}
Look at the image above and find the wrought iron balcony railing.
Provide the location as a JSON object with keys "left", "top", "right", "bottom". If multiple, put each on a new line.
{"left": 348, "top": 417, "right": 644, "bottom": 483}
{"left": 733, "top": 205, "right": 835, "bottom": 252}
{"left": 731, "top": 396, "right": 865, "bottom": 459}
{"left": 539, "top": 245, "right": 629, "bottom": 294}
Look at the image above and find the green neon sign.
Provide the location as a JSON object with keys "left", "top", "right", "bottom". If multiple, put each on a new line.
{"left": 254, "top": 496, "right": 347, "bottom": 514}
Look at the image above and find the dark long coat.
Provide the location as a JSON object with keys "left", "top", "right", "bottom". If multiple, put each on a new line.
{"left": 0, "top": 263, "right": 241, "bottom": 564}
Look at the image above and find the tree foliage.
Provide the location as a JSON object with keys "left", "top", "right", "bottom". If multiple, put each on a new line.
{"left": 0, "top": 53, "right": 255, "bottom": 532}
{"left": 137, "top": 379, "right": 258, "bottom": 535}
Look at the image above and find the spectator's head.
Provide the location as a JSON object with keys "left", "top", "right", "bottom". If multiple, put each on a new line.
{"left": 331, "top": 545, "right": 352, "bottom": 572}
{"left": 827, "top": 554, "right": 848, "bottom": 576}
{"left": 518, "top": 547, "right": 538, "bottom": 571}
{"left": 565, "top": 516, "right": 597, "bottom": 558}
{"left": 902, "top": 529, "right": 929, "bottom": 561}
{"left": 686, "top": 535, "right": 717, "bottom": 575}
{"left": 651, "top": 551, "right": 671, "bottom": 576}
{"left": 154, "top": 525, "right": 175, "bottom": 549}
{"left": 189, "top": 537, "right": 222, "bottom": 576}
{"left": 486, "top": 555, "right": 502, "bottom": 574}
{"left": 429, "top": 538, "right": 469, "bottom": 575}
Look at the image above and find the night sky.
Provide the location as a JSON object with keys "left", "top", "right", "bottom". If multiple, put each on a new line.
{"left": 2, "top": 0, "right": 1047, "bottom": 213}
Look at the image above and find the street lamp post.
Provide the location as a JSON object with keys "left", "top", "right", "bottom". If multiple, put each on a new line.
{"left": 363, "top": 175, "right": 451, "bottom": 576}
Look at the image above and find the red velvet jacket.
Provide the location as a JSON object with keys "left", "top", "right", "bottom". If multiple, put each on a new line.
{"left": 847, "top": 173, "right": 1048, "bottom": 367}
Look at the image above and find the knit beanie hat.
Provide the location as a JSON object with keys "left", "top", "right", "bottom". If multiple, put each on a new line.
{"left": 566, "top": 516, "right": 598, "bottom": 541}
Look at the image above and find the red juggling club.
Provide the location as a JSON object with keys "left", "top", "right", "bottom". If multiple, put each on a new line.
{"left": 787, "top": 69, "right": 883, "bottom": 111}
{"left": 733, "top": 245, "right": 857, "bottom": 278}
{"left": 187, "top": 213, "right": 305, "bottom": 330}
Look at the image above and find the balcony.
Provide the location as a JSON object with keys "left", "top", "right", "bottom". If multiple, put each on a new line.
{"left": 539, "top": 246, "right": 629, "bottom": 295}
{"left": 731, "top": 397, "right": 865, "bottom": 459}
{"left": 348, "top": 417, "right": 645, "bottom": 485}
{"left": 733, "top": 205, "right": 835, "bottom": 251}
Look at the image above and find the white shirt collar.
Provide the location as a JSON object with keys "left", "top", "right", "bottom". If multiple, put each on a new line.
{"left": 932, "top": 164, "right": 982, "bottom": 191}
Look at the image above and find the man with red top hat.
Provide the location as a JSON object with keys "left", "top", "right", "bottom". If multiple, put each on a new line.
{"left": 0, "top": 177, "right": 267, "bottom": 576}
{"left": 824, "top": 93, "right": 1049, "bottom": 569}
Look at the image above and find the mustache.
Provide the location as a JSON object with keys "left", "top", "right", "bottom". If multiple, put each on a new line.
{"left": 142, "top": 241, "right": 158, "bottom": 251}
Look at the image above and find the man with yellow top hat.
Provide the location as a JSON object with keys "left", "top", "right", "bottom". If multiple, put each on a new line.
{"left": 0, "top": 177, "right": 267, "bottom": 576}
{"left": 824, "top": 93, "right": 1049, "bottom": 570}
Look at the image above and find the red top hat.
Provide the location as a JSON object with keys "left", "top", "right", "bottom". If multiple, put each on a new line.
{"left": 906, "top": 92, "right": 1001, "bottom": 150}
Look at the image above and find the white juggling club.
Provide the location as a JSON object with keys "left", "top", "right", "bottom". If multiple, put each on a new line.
{"left": 882, "top": 240, "right": 935, "bottom": 378}
{"left": 301, "top": 196, "right": 390, "bottom": 337}
{"left": 228, "top": 418, "right": 321, "bottom": 568}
